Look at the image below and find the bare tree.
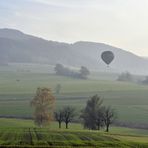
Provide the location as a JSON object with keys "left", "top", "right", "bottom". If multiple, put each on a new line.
{"left": 31, "top": 87, "right": 55, "bottom": 127}
{"left": 103, "top": 106, "right": 116, "bottom": 132}
{"left": 62, "top": 106, "right": 76, "bottom": 129}
{"left": 54, "top": 110, "right": 63, "bottom": 129}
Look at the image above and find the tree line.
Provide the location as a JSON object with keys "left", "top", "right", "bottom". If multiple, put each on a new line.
{"left": 54, "top": 95, "right": 116, "bottom": 132}
{"left": 31, "top": 89, "right": 116, "bottom": 132}
{"left": 54, "top": 64, "right": 90, "bottom": 79}
{"left": 117, "top": 72, "right": 148, "bottom": 85}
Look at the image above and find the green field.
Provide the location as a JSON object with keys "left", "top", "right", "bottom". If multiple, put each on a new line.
{"left": 0, "top": 63, "right": 148, "bottom": 147}
{"left": 0, "top": 64, "right": 148, "bottom": 125}
{"left": 0, "top": 118, "right": 147, "bottom": 147}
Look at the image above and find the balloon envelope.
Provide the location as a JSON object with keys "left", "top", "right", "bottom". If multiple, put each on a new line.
{"left": 101, "top": 51, "right": 114, "bottom": 65}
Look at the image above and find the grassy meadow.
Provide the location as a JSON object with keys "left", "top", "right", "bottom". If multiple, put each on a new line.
{"left": 0, "top": 63, "right": 148, "bottom": 124}
{"left": 0, "top": 63, "right": 148, "bottom": 147}
{"left": 0, "top": 118, "right": 147, "bottom": 147}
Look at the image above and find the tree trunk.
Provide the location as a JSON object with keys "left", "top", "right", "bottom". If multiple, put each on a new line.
{"left": 106, "top": 124, "right": 109, "bottom": 132}
{"left": 59, "top": 122, "right": 61, "bottom": 129}
{"left": 97, "top": 121, "right": 100, "bottom": 130}
{"left": 97, "top": 124, "right": 100, "bottom": 130}
{"left": 66, "top": 122, "right": 68, "bottom": 129}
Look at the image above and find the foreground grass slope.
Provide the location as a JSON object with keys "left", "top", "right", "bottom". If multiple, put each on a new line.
{"left": 0, "top": 118, "right": 148, "bottom": 147}
{"left": 2, "top": 129, "right": 148, "bottom": 148}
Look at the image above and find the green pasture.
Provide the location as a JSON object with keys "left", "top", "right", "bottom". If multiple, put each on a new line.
{"left": 0, "top": 118, "right": 148, "bottom": 147}
{"left": 0, "top": 64, "right": 148, "bottom": 124}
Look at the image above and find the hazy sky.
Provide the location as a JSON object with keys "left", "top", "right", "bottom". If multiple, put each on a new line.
{"left": 0, "top": 0, "right": 148, "bottom": 56}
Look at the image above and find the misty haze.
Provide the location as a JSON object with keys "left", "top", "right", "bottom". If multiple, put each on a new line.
{"left": 0, "top": 0, "right": 148, "bottom": 147}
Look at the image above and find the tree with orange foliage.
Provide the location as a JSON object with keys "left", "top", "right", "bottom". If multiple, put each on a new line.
{"left": 31, "top": 87, "right": 55, "bottom": 127}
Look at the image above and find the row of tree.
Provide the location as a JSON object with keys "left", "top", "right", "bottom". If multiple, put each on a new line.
{"left": 117, "top": 72, "right": 148, "bottom": 85}
{"left": 81, "top": 95, "right": 116, "bottom": 132}
{"left": 54, "top": 95, "right": 116, "bottom": 132}
{"left": 117, "top": 72, "right": 133, "bottom": 82}
{"left": 54, "top": 64, "right": 90, "bottom": 79}
{"left": 31, "top": 88, "right": 116, "bottom": 132}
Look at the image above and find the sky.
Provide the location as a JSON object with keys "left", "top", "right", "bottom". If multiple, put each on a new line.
{"left": 0, "top": 0, "right": 148, "bottom": 56}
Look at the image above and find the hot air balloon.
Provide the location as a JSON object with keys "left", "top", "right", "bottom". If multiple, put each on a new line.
{"left": 101, "top": 51, "right": 114, "bottom": 66}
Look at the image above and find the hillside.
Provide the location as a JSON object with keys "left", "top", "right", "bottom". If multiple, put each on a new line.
{"left": 0, "top": 28, "right": 148, "bottom": 74}
{"left": 0, "top": 118, "right": 148, "bottom": 148}
{"left": 0, "top": 67, "right": 148, "bottom": 125}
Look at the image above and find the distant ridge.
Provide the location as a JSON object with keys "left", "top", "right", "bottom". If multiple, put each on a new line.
{"left": 0, "top": 28, "right": 148, "bottom": 74}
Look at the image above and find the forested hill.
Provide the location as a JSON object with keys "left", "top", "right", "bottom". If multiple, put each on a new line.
{"left": 0, "top": 28, "right": 148, "bottom": 74}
